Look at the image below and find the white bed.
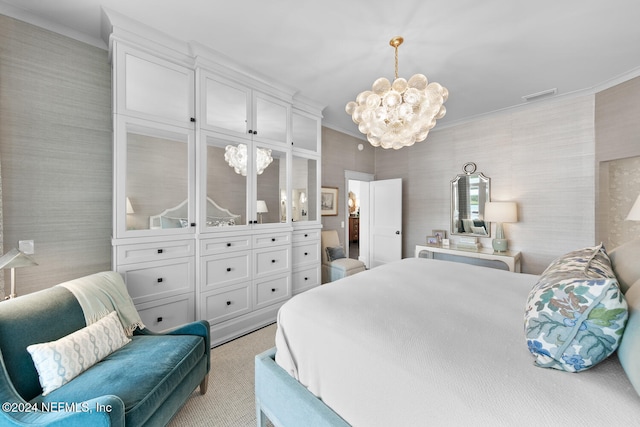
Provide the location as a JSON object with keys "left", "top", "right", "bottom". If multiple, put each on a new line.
{"left": 272, "top": 257, "right": 640, "bottom": 426}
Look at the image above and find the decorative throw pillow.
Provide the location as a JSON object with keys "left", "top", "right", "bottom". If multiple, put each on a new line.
{"left": 27, "top": 311, "right": 131, "bottom": 395}
{"left": 524, "top": 245, "right": 628, "bottom": 372}
{"left": 618, "top": 278, "right": 640, "bottom": 396}
{"left": 326, "top": 246, "right": 346, "bottom": 262}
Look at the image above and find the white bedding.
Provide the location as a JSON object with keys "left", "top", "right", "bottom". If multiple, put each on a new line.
{"left": 275, "top": 258, "right": 640, "bottom": 426}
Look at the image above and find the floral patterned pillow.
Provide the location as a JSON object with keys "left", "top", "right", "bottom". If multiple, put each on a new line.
{"left": 524, "top": 245, "right": 628, "bottom": 372}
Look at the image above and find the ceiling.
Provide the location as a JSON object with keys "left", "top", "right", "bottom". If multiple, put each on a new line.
{"left": 2, "top": 0, "right": 640, "bottom": 139}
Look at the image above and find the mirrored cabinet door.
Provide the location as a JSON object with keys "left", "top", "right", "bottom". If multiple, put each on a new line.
{"left": 202, "top": 134, "right": 249, "bottom": 230}
{"left": 116, "top": 118, "right": 195, "bottom": 237}
{"left": 254, "top": 93, "right": 289, "bottom": 144}
{"left": 115, "top": 43, "right": 194, "bottom": 127}
{"left": 255, "top": 144, "right": 288, "bottom": 225}
{"left": 203, "top": 73, "right": 251, "bottom": 136}
{"left": 292, "top": 110, "right": 320, "bottom": 153}
{"left": 292, "top": 156, "right": 318, "bottom": 222}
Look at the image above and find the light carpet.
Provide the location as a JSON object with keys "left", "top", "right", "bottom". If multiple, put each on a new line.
{"left": 169, "top": 323, "right": 277, "bottom": 427}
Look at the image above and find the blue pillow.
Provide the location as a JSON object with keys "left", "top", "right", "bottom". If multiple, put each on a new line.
{"left": 524, "top": 245, "right": 628, "bottom": 372}
{"left": 326, "top": 246, "right": 345, "bottom": 262}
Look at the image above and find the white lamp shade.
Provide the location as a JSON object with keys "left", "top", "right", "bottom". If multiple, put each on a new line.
{"left": 626, "top": 195, "right": 640, "bottom": 221}
{"left": 126, "top": 197, "right": 135, "bottom": 214}
{"left": 484, "top": 202, "right": 518, "bottom": 223}
{"left": 256, "top": 200, "right": 268, "bottom": 213}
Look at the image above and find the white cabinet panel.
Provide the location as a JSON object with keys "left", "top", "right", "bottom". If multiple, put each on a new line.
{"left": 254, "top": 246, "right": 290, "bottom": 278}
{"left": 136, "top": 293, "right": 195, "bottom": 332}
{"left": 292, "top": 241, "right": 320, "bottom": 266}
{"left": 255, "top": 274, "right": 290, "bottom": 309}
{"left": 292, "top": 265, "right": 320, "bottom": 294}
{"left": 119, "top": 258, "right": 194, "bottom": 304}
{"left": 201, "top": 284, "right": 251, "bottom": 324}
{"left": 202, "top": 251, "right": 251, "bottom": 291}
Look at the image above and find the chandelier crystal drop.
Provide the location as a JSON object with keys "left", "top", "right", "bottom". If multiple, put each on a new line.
{"left": 345, "top": 36, "right": 448, "bottom": 150}
{"left": 224, "top": 144, "right": 273, "bottom": 176}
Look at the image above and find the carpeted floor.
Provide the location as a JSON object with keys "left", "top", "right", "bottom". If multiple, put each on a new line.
{"left": 168, "top": 323, "right": 277, "bottom": 427}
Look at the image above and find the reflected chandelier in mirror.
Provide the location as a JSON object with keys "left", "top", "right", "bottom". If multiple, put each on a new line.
{"left": 451, "top": 162, "right": 491, "bottom": 237}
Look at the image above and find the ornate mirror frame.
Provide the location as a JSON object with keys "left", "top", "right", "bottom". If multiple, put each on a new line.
{"left": 450, "top": 162, "right": 491, "bottom": 237}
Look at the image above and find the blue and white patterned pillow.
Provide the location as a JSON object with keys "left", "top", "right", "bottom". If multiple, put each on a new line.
{"left": 27, "top": 311, "right": 131, "bottom": 395}
{"left": 524, "top": 245, "right": 628, "bottom": 372}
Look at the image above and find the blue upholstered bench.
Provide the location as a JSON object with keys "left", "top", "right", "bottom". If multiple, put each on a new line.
{"left": 0, "top": 272, "right": 210, "bottom": 426}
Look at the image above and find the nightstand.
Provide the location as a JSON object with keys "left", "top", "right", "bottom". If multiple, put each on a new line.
{"left": 415, "top": 244, "right": 521, "bottom": 273}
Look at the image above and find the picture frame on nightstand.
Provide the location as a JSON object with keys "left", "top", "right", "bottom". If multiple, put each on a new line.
{"left": 426, "top": 235, "right": 440, "bottom": 245}
{"left": 432, "top": 230, "right": 447, "bottom": 242}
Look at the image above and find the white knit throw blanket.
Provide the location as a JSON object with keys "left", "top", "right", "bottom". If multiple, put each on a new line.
{"left": 57, "top": 271, "right": 145, "bottom": 336}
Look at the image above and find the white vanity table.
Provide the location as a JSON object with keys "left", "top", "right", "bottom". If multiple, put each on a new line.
{"left": 415, "top": 244, "right": 521, "bottom": 273}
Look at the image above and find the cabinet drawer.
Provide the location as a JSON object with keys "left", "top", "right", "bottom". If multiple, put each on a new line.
{"left": 119, "top": 258, "right": 194, "bottom": 304}
{"left": 200, "top": 235, "right": 251, "bottom": 256}
{"left": 116, "top": 240, "right": 194, "bottom": 265}
{"left": 292, "top": 229, "right": 321, "bottom": 243}
{"left": 292, "top": 265, "right": 320, "bottom": 294}
{"left": 254, "top": 246, "right": 290, "bottom": 278}
{"left": 255, "top": 274, "right": 291, "bottom": 309}
{"left": 202, "top": 252, "right": 251, "bottom": 291}
{"left": 201, "top": 284, "right": 251, "bottom": 325}
{"left": 253, "top": 232, "right": 291, "bottom": 248}
{"left": 292, "top": 242, "right": 320, "bottom": 266}
{"left": 136, "top": 293, "right": 195, "bottom": 332}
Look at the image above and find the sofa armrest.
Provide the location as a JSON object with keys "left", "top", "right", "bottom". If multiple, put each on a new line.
{"left": 134, "top": 320, "right": 211, "bottom": 371}
{"left": 1, "top": 395, "right": 125, "bottom": 426}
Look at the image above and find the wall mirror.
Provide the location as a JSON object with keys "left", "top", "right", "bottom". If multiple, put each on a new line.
{"left": 451, "top": 162, "right": 491, "bottom": 237}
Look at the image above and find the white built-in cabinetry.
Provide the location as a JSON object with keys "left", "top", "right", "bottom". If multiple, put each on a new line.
{"left": 106, "top": 10, "right": 322, "bottom": 346}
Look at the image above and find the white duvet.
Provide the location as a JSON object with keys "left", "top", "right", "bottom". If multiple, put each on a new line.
{"left": 276, "top": 258, "right": 640, "bottom": 426}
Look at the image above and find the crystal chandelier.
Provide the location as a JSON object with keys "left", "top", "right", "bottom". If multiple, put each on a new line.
{"left": 345, "top": 36, "right": 448, "bottom": 150}
{"left": 224, "top": 144, "right": 273, "bottom": 176}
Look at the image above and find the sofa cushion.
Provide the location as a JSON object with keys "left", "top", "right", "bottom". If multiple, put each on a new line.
{"left": 27, "top": 311, "right": 131, "bottom": 395}
{"left": 0, "top": 287, "right": 85, "bottom": 401}
{"left": 32, "top": 334, "right": 205, "bottom": 426}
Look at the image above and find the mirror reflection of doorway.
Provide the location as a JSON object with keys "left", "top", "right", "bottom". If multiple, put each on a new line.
{"left": 348, "top": 181, "right": 361, "bottom": 260}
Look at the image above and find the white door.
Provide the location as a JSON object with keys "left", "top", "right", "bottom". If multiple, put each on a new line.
{"left": 370, "top": 178, "right": 402, "bottom": 268}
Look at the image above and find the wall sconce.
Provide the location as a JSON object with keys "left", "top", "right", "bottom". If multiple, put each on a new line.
{"left": 0, "top": 248, "right": 38, "bottom": 299}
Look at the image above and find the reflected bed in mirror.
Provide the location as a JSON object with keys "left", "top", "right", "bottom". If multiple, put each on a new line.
{"left": 451, "top": 162, "right": 491, "bottom": 237}
{"left": 149, "top": 197, "right": 240, "bottom": 229}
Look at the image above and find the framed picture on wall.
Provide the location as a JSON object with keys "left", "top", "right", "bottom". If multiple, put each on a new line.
{"left": 321, "top": 187, "right": 338, "bottom": 216}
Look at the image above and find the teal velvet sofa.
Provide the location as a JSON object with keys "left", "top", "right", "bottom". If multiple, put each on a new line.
{"left": 0, "top": 272, "right": 210, "bottom": 426}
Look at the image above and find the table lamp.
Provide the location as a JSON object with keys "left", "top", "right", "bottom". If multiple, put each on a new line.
{"left": 257, "top": 200, "right": 268, "bottom": 224}
{"left": 0, "top": 248, "right": 38, "bottom": 299}
{"left": 626, "top": 194, "right": 640, "bottom": 221}
{"left": 484, "top": 201, "right": 518, "bottom": 252}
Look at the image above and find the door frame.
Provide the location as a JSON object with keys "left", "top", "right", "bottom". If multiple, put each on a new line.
{"left": 344, "top": 170, "right": 374, "bottom": 267}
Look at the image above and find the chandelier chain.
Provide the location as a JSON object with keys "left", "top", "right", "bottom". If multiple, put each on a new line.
{"left": 394, "top": 45, "right": 399, "bottom": 80}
